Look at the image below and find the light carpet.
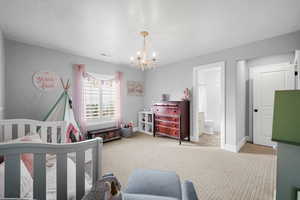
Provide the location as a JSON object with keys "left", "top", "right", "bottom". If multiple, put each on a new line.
{"left": 102, "top": 133, "right": 276, "bottom": 200}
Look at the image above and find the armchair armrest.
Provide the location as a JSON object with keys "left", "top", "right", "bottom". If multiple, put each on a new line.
{"left": 181, "top": 180, "right": 198, "bottom": 200}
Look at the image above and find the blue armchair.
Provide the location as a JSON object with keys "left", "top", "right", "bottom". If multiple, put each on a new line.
{"left": 123, "top": 169, "right": 198, "bottom": 200}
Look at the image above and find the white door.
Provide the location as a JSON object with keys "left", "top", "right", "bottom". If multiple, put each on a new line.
{"left": 252, "top": 63, "right": 295, "bottom": 147}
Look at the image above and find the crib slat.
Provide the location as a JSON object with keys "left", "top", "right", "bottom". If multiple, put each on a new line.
{"left": 27, "top": 123, "right": 31, "bottom": 135}
{"left": 33, "top": 153, "right": 46, "bottom": 200}
{"left": 5, "top": 154, "right": 20, "bottom": 198}
{"left": 92, "top": 147, "right": 98, "bottom": 185}
{"left": 76, "top": 151, "right": 85, "bottom": 200}
{"left": 51, "top": 126, "right": 57, "bottom": 143}
{"left": 92, "top": 140, "right": 102, "bottom": 184}
{"left": 4, "top": 124, "right": 12, "bottom": 141}
{"left": 57, "top": 153, "right": 68, "bottom": 200}
{"left": 17, "top": 123, "right": 25, "bottom": 138}
{"left": 33, "top": 125, "right": 39, "bottom": 136}
{"left": 40, "top": 126, "right": 47, "bottom": 142}
{"left": 61, "top": 125, "right": 66, "bottom": 143}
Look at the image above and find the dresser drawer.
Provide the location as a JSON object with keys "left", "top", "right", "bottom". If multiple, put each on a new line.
{"left": 155, "top": 126, "right": 179, "bottom": 136}
{"left": 153, "top": 106, "right": 180, "bottom": 115}
{"left": 155, "top": 115, "right": 179, "bottom": 123}
{"left": 156, "top": 120, "right": 179, "bottom": 129}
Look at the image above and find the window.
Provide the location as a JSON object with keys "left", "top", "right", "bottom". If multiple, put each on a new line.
{"left": 83, "top": 74, "right": 117, "bottom": 123}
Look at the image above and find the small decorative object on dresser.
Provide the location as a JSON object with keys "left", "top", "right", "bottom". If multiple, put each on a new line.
{"left": 182, "top": 88, "right": 191, "bottom": 100}
{"left": 138, "top": 111, "right": 154, "bottom": 135}
{"left": 162, "top": 94, "right": 170, "bottom": 101}
{"left": 152, "top": 101, "right": 190, "bottom": 144}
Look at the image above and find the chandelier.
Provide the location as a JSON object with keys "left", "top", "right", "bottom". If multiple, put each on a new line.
{"left": 130, "top": 31, "right": 157, "bottom": 70}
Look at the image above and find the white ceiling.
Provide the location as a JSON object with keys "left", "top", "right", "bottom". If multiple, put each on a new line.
{"left": 0, "top": 0, "right": 300, "bottom": 66}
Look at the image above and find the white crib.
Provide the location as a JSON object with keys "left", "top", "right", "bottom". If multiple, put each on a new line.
{"left": 0, "top": 119, "right": 102, "bottom": 200}
{"left": 0, "top": 119, "right": 69, "bottom": 143}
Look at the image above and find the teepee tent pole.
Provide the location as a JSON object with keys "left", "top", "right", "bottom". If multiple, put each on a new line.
{"left": 43, "top": 77, "right": 83, "bottom": 141}
{"left": 43, "top": 92, "right": 65, "bottom": 121}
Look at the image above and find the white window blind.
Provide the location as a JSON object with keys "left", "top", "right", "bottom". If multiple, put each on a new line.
{"left": 83, "top": 75, "right": 117, "bottom": 123}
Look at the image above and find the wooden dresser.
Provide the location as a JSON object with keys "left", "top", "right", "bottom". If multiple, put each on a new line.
{"left": 152, "top": 101, "right": 190, "bottom": 144}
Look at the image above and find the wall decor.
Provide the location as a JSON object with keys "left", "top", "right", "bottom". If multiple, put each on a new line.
{"left": 162, "top": 94, "right": 170, "bottom": 101}
{"left": 32, "top": 71, "right": 60, "bottom": 91}
{"left": 127, "top": 81, "right": 144, "bottom": 96}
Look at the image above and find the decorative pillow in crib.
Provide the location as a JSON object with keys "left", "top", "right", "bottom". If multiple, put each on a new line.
{"left": 66, "top": 123, "right": 79, "bottom": 143}
{"left": 0, "top": 160, "right": 33, "bottom": 198}
{"left": 5, "top": 134, "right": 43, "bottom": 177}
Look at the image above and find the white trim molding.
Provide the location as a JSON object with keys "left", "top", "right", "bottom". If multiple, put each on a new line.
{"left": 224, "top": 144, "right": 237, "bottom": 152}
{"left": 237, "top": 137, "right": 247, "bottom": 152}
{"left": 224, "top": 137, "right": 247, "bottom": 153}
{"left": 190, "top": 135, "right": 198, "bottom": 142}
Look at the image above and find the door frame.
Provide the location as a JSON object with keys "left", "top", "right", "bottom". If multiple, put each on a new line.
{"left": 193, "top": 61, "right": 226, "bottom": 149}
{"left": 249, "top": 62, "right": 294, "bottom": 146}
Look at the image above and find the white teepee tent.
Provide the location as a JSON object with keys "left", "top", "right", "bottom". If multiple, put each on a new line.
{"left": 43, "top": 79, "right": 82, "bottom": 141}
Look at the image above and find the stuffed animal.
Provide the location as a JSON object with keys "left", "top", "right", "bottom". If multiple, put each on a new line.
{"left": 82, "top": 173, "right": 122, "bottom": 200}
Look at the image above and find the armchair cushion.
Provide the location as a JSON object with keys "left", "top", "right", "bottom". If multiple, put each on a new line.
{"left": 181, "top": 180, "right": 198, "bottom": 200}
{"left": 124, "top": 169, "right": 182, "bottom": 200}
{"left": 123, "top": 193, "right": 178, "bottom": 200}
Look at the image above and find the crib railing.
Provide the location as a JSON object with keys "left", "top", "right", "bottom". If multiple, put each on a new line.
{"left": 0, "top": 138, "right": 102, "bottom": 200}
{"left": 0, "top": 119, "right": 67, "bottom": 143}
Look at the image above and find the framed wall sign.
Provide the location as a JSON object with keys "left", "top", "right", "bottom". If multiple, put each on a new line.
{"left": 127, "top": 81, "right": 144, "bottom": 96}
{"left": 32, "top": 71, "right": 60, "bottom": 91}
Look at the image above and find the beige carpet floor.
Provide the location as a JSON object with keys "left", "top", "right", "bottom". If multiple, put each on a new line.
{"left": 102, "top": 133, "right": 276, "bottom": 200}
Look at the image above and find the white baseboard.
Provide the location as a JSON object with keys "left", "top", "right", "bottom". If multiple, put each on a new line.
{"left": 237, "top": 137, "right": 247, "bottom": 152}
{"left": 190, "top": 135, "right": 199, "bottom": 142}
{"left": 224, "top": 144, "right": 238, "bottom": 152}
{"left": 142, "top": 131, "right": 153, "bottom": 136}
{"left": 223, "top": 137, "right": 247, "bottom": 153}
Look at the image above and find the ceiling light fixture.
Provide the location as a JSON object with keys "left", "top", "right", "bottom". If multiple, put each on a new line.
{"left": 130, "top": 31, "right": 157, "bottom": 70}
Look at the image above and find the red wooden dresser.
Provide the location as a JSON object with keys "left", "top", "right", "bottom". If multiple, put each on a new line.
{"left": 152, "top": 101, "right": 190, "bottom": 144}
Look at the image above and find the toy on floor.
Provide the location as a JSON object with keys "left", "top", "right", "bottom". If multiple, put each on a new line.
{"left": 82, "top": 173, "right": 122, "bottom": 200}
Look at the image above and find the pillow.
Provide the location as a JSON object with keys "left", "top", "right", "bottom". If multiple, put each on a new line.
{"left": 0, "top": 161, "right": 33, "bottom": 198}
{"left": 5, "top": 134, "right": 43, "bottom": 177}
{"left": 66, "top": 124, "right": 79, "bottom": 143}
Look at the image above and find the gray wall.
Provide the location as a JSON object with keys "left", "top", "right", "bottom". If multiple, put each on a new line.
{"left": 277, "top": 143, "right": 300, "bottom": 200}
{"left": 4, "top": 39, "right": 144, "bottom": 126}
{"left": 144, "top": 30, "right": 300, "bottom": 147}
{"left": 0, "top": 29, "right": 4, "bottom": 119}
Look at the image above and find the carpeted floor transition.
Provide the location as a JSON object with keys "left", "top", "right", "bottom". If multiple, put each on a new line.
{"left": 102, "top": 133, "right": 276, "bottom": 200}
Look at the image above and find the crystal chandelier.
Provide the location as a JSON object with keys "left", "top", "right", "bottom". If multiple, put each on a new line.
{"left": 130, "top": 31, "right": 157, "bottom": 70}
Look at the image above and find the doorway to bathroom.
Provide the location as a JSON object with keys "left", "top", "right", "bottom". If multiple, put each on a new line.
{"left": 193, "top": 62, "right": 225, "bottom": 148}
